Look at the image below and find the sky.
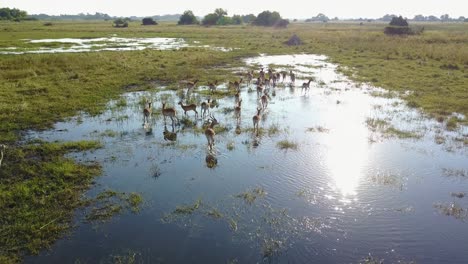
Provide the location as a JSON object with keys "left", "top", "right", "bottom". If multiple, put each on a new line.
{"left": 2, "top": 0, "right": 467, "bottom": 19}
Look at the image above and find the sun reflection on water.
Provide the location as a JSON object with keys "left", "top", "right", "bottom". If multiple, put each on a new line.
{"left": 324, "top": 97, "right": 370, "bottom": 197}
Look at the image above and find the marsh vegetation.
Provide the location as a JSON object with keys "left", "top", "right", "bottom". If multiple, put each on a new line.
{"left": 0, "top": 20, "right": 467, "bottom": 263}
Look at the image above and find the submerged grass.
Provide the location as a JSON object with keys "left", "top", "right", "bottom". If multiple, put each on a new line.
{"left": 235, "top": 187, "right": 267, "bottom": 205}
{"left": 366, "top": 118, "right": 421, "bottom": 139}
{"left": 434, "top": 202, "right": 468, "bottom": 222}
{"left": 276, "top": 140, "right": 298, "bottom": 150}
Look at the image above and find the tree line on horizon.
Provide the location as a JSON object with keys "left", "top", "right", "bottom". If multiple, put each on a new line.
{"left": 177, "top": 9, "right": 288, "bottom": 27}
{"left": 1, "top": 7, "right": 467, "bottom": 23}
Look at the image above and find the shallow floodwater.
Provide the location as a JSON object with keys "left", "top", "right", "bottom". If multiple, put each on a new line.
{"left": 0, "top": 37, "right": 232, "bottom": 54}
{"left": 25, "top": 54, "right": 468, "bottom": 263}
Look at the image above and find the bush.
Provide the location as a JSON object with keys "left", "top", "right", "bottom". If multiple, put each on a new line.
{"left": 389, "top": 16, "right": 408, "bottom": 26}
{"left": 178, "top": 10, "right": 198, "bottom": 25}
{"left": 142, "top": 17, "right": 157, "bottom": 25}
{"left": 384, "top": 26, "right": 411, "bottom": 35}
{"left": 202, "top": 13, "right": 219, "bottom": 26}
{"left": 253, "top": 11, "right": 282, "bottom": 26}
{"left": 384, "top": 16, "right": 414, "bottom": 35}
{"left": 113, "top": 18, "right": 129, "bottom": 28}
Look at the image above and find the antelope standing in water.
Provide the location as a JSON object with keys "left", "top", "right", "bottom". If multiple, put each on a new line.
{"left": 178, "top": 101, "right": 198, "bottom": 117}
{"left": 186, "top": 79, "right": 199, "bottom": 90}
{"left": 252, "top": 108, "right": 262, "bottom": 132}
{"left": 281, "top": 71, "right": 287, "bottom": 82}
{"left": 200, "top": 98, "right": 211, "bottom": 118}
{"left": 208, "top": 80, "right": 218, "bottom": 94}
{"left": 143, "top": 102, "right": 152, "bottom": 124}
{"left": 162, "top": 102, "right": 179, "bottom": 125}
{"left": 234, "top": 99, "right": 242, "bottom": 118}
{"left": 261, "top": 94, "right": 268, "bottom": 109}
{"left": 290, "top": 70, "right": 296, "bottom": 86}
{"left": 302, "top": 79, "right": 313, "bottom": 92}
{"left": 230, "top": 78, "right": 243, "bottom": 91}
{"left": 259, "top": 68, "right": 265, "bottom": 83}
{"left": 205, "top": 114, "right": 219, "bottom": 150}
{"left": 256, "top": 85, "right": 264, "bottom": 97}
{"left": 234, "top": 90, "right": 241, "bottom": 104}
{"left": 246, "top": 71, "right": 254, "bottom": 85}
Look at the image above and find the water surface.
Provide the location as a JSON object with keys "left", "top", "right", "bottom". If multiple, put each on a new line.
{"left": 25, "top": 54, "right": 468, "bottom": 263}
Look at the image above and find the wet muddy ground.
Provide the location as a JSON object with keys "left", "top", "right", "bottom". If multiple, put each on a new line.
{"left": 25, "top": 54, "right": 467, "bottom": 263}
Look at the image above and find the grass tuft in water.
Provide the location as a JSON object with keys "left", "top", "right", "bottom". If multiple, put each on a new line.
{"left": 434, "top": 203, "right": 468, "bottom": 222}
{"left": 446, "top": 116, "right": 459, "bottom": 131}
{"left": 235, "top": 187, "right": 266, "bottom": 205}
{"left": 206, "top": 208, "right": 224, "bottom": 219}
{"left": 262, "top": 238, "right": 282, "bottom": 260}
{"left": 360, "top": 255, "right": 384, "bottom": 264}
{"left": 442, "top": 168, "right": 467, "bottom": 179}
{"left": 451, "top": 192, "right": 465, "bottom": 199}
{"left": 276, "top": 140, "right": 298, "bottom": 150}
{"left": 228, "top": 218, "right": 238, "bottom": 232}
{"left": 180, "top": 116, "right": 196, "bottom": 127}
{"left": 306, "top": 126, "right": 330, "bottom": 133}
{"left": 173, "top": 198, "right": 202, "bottom": 215}
{"left": 85, "top": 190, "right": 143, "bottom": 222}
{"left": 366, "top": 118, "right": 421, "bottom": 139}
{"left": 227, "top": 141, "right": 235, "bottom": 151}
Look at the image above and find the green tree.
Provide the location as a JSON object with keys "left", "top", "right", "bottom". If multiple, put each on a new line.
{"left": 202, "top": 13, "right": 219, "bottom": 25}
{"left": 232, "top": 15, "right": 242, "bottom": 25}
{"left": 214, "top": 8, "right": 227, "bottom": 18}
{"left": 178, "top": 10, "right": 199, "bottom": 25}
{"left": 253, "top": 11, "right": 282, "bottom": 26}
{"left": 0, "top": 7, "right": 27, "bottom": 20}
{"left": 389, "top": 16, "right": 408, "bottom": 26}
{"left": 217, "top": 16, "right": 234, "bottom": 25}
{"left": 203, "top": 8, "right": 229, "bottom": 26}
{"left": 242, "top": 14, "right": 256, "bottom": 24}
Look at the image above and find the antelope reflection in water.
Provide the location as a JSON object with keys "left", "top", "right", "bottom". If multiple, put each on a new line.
{"left": 205, "top": 151, "right": 218, "bottom": 169}
{"left": 163, "top": 125, "right": 177, "bottom": 142}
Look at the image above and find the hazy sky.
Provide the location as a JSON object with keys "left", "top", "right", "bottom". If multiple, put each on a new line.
{"left": 2, "top": 0, "right": 467, "bottom": 19}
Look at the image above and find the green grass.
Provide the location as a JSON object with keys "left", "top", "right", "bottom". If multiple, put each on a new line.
{"left": 0, "top": 140, "right": 102, "bottom": 263}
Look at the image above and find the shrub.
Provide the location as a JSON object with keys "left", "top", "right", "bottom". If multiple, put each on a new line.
{"left": 253, "top": 11, "right": 282, "bottom": 27}
{"left": 142, "top": 17, "right": 157, "bottom": 25}
{"left": 113, "top": 18, "right": 128, "bottom": 28}
{"left": 178, "top": 10, "right": 199, "bottom": 25}
{"left": 389, "top": 16, "right": 408, "bottom": 26}
{"left": 384, "top": 26, "right": 411, "bottom": 35}
{"left": 384, "top": 16, "right": 414, "bottom": 35}
{"left": 202, "top": 13, "right": 219, "bottom": 26}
